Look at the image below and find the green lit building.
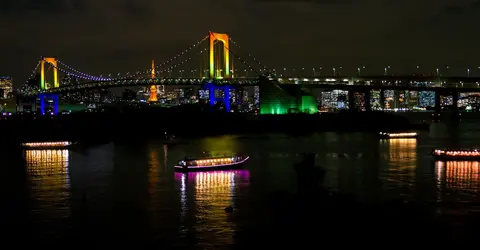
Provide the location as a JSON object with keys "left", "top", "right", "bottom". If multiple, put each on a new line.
{"left": 259, "top": 82, "right": 318, "bottom": 115}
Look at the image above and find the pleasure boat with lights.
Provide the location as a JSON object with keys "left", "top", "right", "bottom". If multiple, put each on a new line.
{"left": 21, "top": 141, "right": 74, "bottom": 149}
{"left": 175, "top": 154, "right": 249, "bottom": 172}
{"left": 379, "top": 132, "right": 419, "bottom": 139}
{"left": 432, "top": 149, "right": 480, "bottom": 161}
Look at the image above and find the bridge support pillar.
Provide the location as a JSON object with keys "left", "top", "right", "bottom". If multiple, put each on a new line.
{"left": 433, "top": 91, "right": 441, "bottom": 122}
{"left": 434, "top": 91, "right": 441, "bottom": 113}
{"left": 205, "top": 84, "right": 232, "bottom": 112}
{"left": 348, "top": 91, "right": 355, "bottom": 110}
{"left": 452, "top": 91, "right": 458, "bottom": 110}
{"left": 394, "top": 90, "right": 400, "bottom": 109}
{"left": 380, "top": 89, "right": 385, "bottom": 109}
{"left": 53, "top": 94, "right": 59, "bottom": 115}
{"left": 224, "top": 85, "right": 231, "bottom": 112}
{"left": 38, "top": 93, "right": 59, "bottom": 116}
{"left": 364, "top": 90, "right": 371, "bottom": 112}
{"left": 208, "top": 84, "right": 215, "bottom": 106}
{"left": 39, "top": 94, "right": 45, "bottom": 115}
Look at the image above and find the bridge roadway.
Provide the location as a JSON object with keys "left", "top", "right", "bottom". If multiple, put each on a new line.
{"left": 25, "top": 75, "right": 480, "bottom": 95}
{"left": 280, "top": 75, "right": 480, "bottom": 83}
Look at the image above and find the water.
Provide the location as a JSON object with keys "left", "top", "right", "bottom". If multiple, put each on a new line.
{"left": 2, "top": 123, "right": 480, "bottom": 244}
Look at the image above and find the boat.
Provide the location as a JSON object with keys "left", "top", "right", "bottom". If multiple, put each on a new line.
{"left": 378, "top": 132, "right": 418, "bottom": 139}
{"left": 21, "top": 141, "right": 74, "bottom": 149}
{"left": 432, "top": 149, "right": 480, "bottom": 161}
{"left": 174, "top": 153, "right": 249, "bottom": 172}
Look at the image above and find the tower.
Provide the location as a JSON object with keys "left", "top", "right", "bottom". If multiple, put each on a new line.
{"left": 40, "top": 57, "right": 59, "bottom": 89}
{"left": 148, "top": 60, "right": 158, "bottom": 102}
{"left": 209, "top": 32, "right": 230, "bottom": 79}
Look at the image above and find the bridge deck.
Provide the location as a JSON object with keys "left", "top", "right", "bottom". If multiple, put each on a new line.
{"left": 20, "top": 76, "right": 480, "bottom": 96}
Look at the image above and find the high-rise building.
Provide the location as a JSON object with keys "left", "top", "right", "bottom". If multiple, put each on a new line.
{"left": 0, "top": 76, "right": 13, "bottom": 99}
{"left": 320, "top": 90, "right": 348, "bottom": 110}
{"left": 419, "top": 91, "right": 435, "bottom": 107}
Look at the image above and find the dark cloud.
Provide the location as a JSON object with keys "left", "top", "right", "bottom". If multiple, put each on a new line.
{"left": 0, "top": 0, "right": 78, "bottom": 13}
{"left": 1, "top": 0, "right": 480, "bottom": 86}
{"left": 253, "top": 0, "right": 364, "bottom": 4}
{"left": 440, "top": 1, "right": 480, "bottom": 16}
{"left": 418, "top": 0, "right": 480, "bottom": 41}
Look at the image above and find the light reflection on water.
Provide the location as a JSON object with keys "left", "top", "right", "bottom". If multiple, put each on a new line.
{"left": 383, "top": 138, "right": 418, "bottom": 194}
{"left": 11, "top": 133, "right": 480, "bottom": 243}
{"left": 24, "top": 149, "right": 71, "bottom": 236}
{"left": 436, "top": 161, "right": 480, "bottom": 204}
{"left": 174, "top": 170, "right": 250, "bottom": 247}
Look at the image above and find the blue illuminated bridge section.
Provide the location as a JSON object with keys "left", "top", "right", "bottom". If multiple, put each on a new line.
{"left": 23, "top": 75, "right": 480, "bottom": 96}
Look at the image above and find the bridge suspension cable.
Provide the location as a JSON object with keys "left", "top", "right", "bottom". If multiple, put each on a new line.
{"left": 210, "top": 33, "right": 263, "bottom": 77}
{"left": 157, "top": 47, "right": 208, "bottom": 75}
{"left": 19, "top": 60, "right": 42, "bottom": 94}
{"left": 47, "top": 62, "right": 106, "bottom": 82}
{"left": 153, "top": 35, "right": 209, "bottom": 75}
{"left": 228, "top": 37, "right": 271, "bottom": 74}
{"left": 26, "top": 60, "right": 41, "bottom": 82}
{"left": 57, "top": 60, "right": 112, "bottom": 81}
{"left": 103, "top": 35, "right": 209, "bottom": 80}
{"left": 39, "top": 35, "right": 210, "bottom": 84}
{"left": 43, "top": 47, "right": 211, "bottom": 91}
{"left": 23, "top": 33, "right": 266, "bottom": 92}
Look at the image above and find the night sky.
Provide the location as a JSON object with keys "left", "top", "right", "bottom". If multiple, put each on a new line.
{"left": 1, "top": 0, "right": 479, "bottom": 86}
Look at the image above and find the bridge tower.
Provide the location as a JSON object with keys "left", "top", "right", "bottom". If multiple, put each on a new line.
{"left": 38, "top": 57, "right": 60, "bottom": 115}
{"left": 40, "top": 57, "right": 59, "bottom": 89}
{"left": 148, "top": 60, "right": 158, "bottom": 102}
{"left": 209, "top": 32, "right": 230, "bottom": 79}
{"left": 206, "top": 83, "right": 231, "bottom": 112}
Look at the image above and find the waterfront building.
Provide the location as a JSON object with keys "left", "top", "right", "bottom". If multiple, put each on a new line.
{"left": 0, "top": 76, "right": 13, "bottom": 99}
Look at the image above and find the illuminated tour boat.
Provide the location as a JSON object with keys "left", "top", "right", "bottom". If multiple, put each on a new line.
{"left": 21, "top": 141, "right": 73, "bottom": 149}
{"left": 379, "top": 132, "right": 419, "bottom": 139}
{"left": 432, "top": 149, "right": 480, "bottom": 161}
{"left": 175, "top": 154, "right": 250, "bottom": 172}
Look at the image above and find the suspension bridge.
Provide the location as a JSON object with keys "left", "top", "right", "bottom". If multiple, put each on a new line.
{"left": 20, "top": 32, "right": 269, "bottom": 94}
{"left": 17, "top": 31, "right": 277, "bottom": 114}
{"left": 16, "top": 31, "right": 480, "bottom": 115}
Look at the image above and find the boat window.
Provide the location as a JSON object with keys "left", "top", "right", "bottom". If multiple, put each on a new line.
{"left": 178, "top": 160, "right": 186, "bottom": 166}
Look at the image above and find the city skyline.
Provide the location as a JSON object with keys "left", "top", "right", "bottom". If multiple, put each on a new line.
{"left": 2, "top": 0, "right": 479, "bottom": 86}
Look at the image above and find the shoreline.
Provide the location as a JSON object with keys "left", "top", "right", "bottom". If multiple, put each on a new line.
{"left": 0, "top": 110, "right": 428, "bottom": 144}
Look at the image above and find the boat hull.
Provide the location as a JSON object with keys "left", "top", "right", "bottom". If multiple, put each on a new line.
{"left": 21, "top": 141, "right": 75, "bottom": 150}
{"left": 378, "top": 132, "right": 419, "bottom": 139}
{"left": 22, "top": 146, "right": 73, "bottom": 150}
{"left": 432, "top": 149, "right": 480, "bottom": 161}
{"left": 175, "top": 156, "right": 249, "bottom": 172}
{"left": 379, "top": 135, "right": 418, "bottom": 139}
{"left": 433, "top": 155, "right": 480, "bottom": 161}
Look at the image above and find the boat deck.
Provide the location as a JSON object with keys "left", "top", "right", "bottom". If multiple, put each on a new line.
{"left": 175, "top": 156, "right": 249, "bottom": 172}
